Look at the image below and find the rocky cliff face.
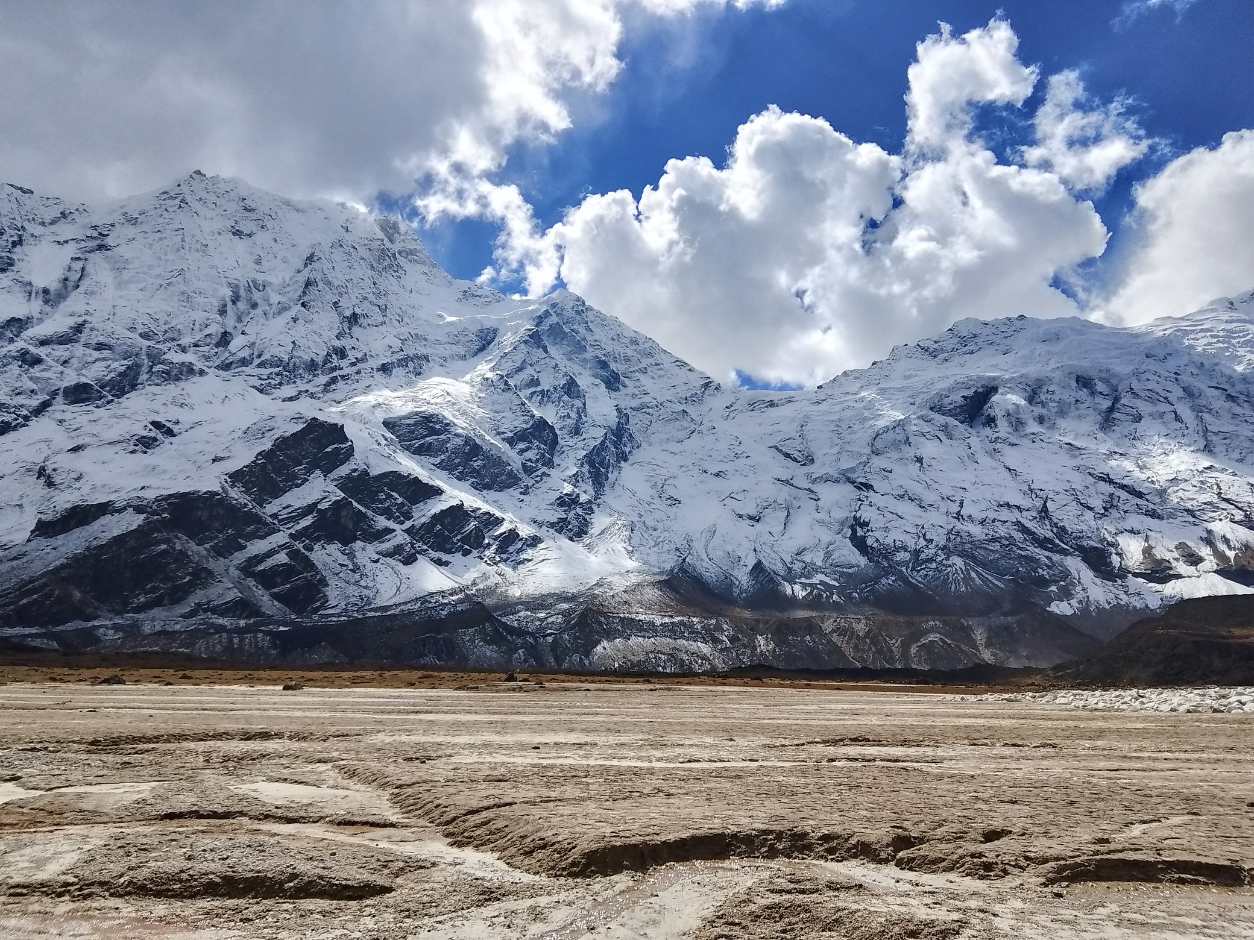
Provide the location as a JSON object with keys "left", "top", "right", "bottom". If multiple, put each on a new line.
{"left": 2, "top": 174, "right": 1253, "bottom": 671}
{"left": 1056, "top": 593, "right": 1254, "bottom": 687}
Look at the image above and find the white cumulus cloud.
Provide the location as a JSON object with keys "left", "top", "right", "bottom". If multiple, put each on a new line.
{"left": 0, "top": 0, "right": 779, "bottom": 203}
{"left": 474, "top": 18, "right": 1132, "bottom": 385}
{"left": 1023, "top": 71, "right": 1151, "bottom": 193}
{"left": 905, "top": 18, "right": 1037, "bottom": 152}
{"left": 1102, "top": 131, "right": 1254, "bottom": 325}
{"left": 538, "top": 108, "right": 902, "bottom": 383}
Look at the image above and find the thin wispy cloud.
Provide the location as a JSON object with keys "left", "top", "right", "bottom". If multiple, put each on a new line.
{"left": 1114, "top": 0, "right": 1202, "bottom": 29}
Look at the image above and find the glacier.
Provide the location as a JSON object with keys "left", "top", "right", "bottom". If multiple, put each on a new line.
{"left": 2, "top": 172, "right": 1253, "bottom": 671}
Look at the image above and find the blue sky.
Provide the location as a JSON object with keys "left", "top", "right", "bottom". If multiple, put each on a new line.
{"left": 418, "top": 0, "right": 1253, "bottom": 291}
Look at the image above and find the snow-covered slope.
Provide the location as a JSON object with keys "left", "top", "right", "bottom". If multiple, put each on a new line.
{"left": 2, "top": 174, "right": 1252, "bottom": 671}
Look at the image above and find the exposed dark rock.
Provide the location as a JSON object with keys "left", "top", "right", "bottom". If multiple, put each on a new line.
{"left": 334, "top": 469, "right": 440, "bottom": 524}
{"left": 289, "top": 495, "right": 394, "bottom": 547}
{"left": 580, "top": 409, "right": 636, "bottom": 495}
{"left": 0, "top": 522, "right": 221, "bottom": 628}
{"left": 931, "top": 384, "right": 998, "bottom": 426}
{"left": 39, "top": 256, "right": 86, "bottom": 309}
{"left": 384, "top": 410, "right": 524, "bottom": 491}
{"left": 32, "top": 318, "right": 87, "bottom": 345}
{"left": 503, "top": 415, "right": 559, "bottom": 473}
{"left": 7, "top": 598, "right": 542, "bottom": 668}
{"left": 1058, "top": 595, "right": 1254, "bottom": 685}
{"left": 465, "top": 326, "right": 499, "bottom": 357}
{"left": 149, "top": 420, "right": 178, "bottom": 438}
{"left": 1, "top": 315, "right": 31, "bottom": 342}
{"left": 154, "top": 491, "right": 275, "bottom": 552}
{"left": 29, "top": 501, "right": 116, "bottom": 539}
{"left": 770, "top": 442, "right": 814, "bottom": 466}
{"left": 206, "top": 596, "right": 265, "bottom": 619}
{"left": 61, "top": 381, "right": 106, "bottom": 404}
{"left": 409, "top": 503, "right": 501, "bottom": 558}
{"left": 374, "top": 351, "right": 431, "bottom": 377}
{"left": 547, "top": 489, "right": 592, "bottom": 539}
{"left": 235, "top": 544, "right": 329, "bottom": 615}
{"left": 11, "top": 345, "right": 42, "bottom": 366}
{"left": 4, "top": 489, "right": 338, "bottom": 627}
{"left": 527, "top": 578, "right": 1098, "bottom": 673}
{"left": 228, "top": 419, "right": 354, "bottom": 504}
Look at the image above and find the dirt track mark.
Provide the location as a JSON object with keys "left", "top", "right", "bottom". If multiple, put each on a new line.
{"left": 768, "top": 736, "right": 923, "bottom": 748}
{"left": 75, "top": 729, "right": 349, "bottom": 749}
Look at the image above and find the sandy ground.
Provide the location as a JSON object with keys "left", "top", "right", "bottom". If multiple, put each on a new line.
{"left": 0, "top": 678, "right": 1250, "bottom": 938}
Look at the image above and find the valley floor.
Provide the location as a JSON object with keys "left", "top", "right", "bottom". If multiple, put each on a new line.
{"left": 0, "top": 680, "right": 1250, "bottom": 938}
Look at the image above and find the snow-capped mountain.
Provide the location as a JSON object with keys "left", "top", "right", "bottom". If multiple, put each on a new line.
{"left": 3, "top": 174, "right": 1253, "bottom": 671}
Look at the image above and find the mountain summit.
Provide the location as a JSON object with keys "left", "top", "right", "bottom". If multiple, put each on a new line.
{"left": 3, "top": 175, "right": 1253, "bottom": 670}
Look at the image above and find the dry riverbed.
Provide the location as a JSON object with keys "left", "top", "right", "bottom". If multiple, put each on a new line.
{"left": 0, "top": 678, "right": 1250, "bottom": 938}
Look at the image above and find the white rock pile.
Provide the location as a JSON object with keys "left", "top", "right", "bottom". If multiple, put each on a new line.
{"left": 970, "top": 687, "right": 1254, "bottom": 713}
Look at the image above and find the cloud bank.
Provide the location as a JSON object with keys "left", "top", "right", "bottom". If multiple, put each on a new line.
{"left": 1103, "top": 131, "right": 1254, "bottom": 325}
{"left": 0, "top": 0, "right": 776, "bottom": 203}
{"left": 3, "top": 5, "right": 1248, "bottom": 386}
{"left": 473, "top": 18, "right": 1175, "bottom": 384}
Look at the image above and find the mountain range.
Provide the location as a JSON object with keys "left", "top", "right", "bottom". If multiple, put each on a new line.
{"left": 3, "top": 172, "right": 1253, "bottom": 671}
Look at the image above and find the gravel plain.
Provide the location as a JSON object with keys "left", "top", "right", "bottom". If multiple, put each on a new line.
{"left": 0, "top": 677, "right": 1251, "bottom": 938}
{"left": 972, "top": 686, "right": 1254, "bottom": 713}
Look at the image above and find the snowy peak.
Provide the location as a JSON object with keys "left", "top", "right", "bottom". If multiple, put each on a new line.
{"left": 3, "top": 174, "right": 1254, "bottom": 672}
{"left": 1142, "top": 288, "right": 1254, "bottom": 372}
{"left": 0, "top": 172, "right": 482, "bottom": 415}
